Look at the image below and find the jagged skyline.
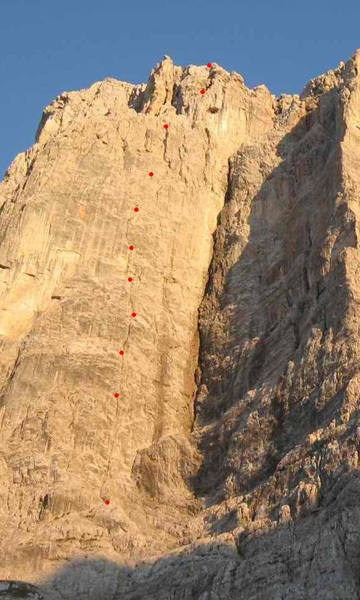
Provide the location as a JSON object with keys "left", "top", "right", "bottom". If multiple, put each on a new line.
{"left": 1, "top": 0, "right": 360, "bottom": 178}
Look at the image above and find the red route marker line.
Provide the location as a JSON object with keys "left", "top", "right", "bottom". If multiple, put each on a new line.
{"left": 110, "top": 127, "right": 155, "bottom": 503}
{"left": 108, "top": 115, "right": 177, "bottom": 505}
{"left": 201, "top": 64, "right": 211, "bottom": 94}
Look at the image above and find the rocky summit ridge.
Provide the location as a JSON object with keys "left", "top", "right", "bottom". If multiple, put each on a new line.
{"left": 1, "top": 51, "right": 360, "bottom": 599}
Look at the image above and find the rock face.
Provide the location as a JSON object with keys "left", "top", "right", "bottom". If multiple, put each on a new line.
{"left": 1, "top": 51, "right": 360, "bottom": 599}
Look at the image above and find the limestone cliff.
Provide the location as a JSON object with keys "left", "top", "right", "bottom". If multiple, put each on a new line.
{"left": 1, "top": 51, "right": 360, "bottom": 599}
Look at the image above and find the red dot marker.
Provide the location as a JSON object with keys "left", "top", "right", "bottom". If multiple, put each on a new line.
{"left": 129, "top": 245, "right": 134, "bottom": 251}
{"left": 131, "top": 312, "right": 136, "bottom": 318}
{"left": 119, "top": 350, "right": 124, "bottom": 355}
{"left": 134, "top": 207, "right": 139, "bottom": 212}
{"left": 114, "top": 393, "right": 119, "bottom": 398}
{"left": 105, "top": 500, "right": 110, "bottom": 505}
{"left": 200, "top": 89, "right": 205, "bottom": 95}
{"left": 128, "top": 277, "right": 133, "bottom": 282}
{"left": 149, "top": 172, "right": 154, "bottom": 177}
{"left": 207, "top": 63, "right": 212, "bottom": 68}
{"left": 164, "top": 124, "right": 168, "bottom": 129}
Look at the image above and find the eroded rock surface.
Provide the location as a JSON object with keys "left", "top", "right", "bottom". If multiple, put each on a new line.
{"left": 1, "top": 51, "right": 360, "bottom": 599}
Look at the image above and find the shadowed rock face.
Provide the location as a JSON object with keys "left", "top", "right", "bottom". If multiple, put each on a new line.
{"left": 0, "top": 581, "right": 45, "bottom": 599}
{"left": 1, "top": 51, "right": 360, "bottom": 599}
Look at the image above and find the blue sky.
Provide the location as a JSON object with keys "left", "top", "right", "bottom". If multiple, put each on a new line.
{"left": 1, "top": 0, "right": 359, "bottom": 177}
